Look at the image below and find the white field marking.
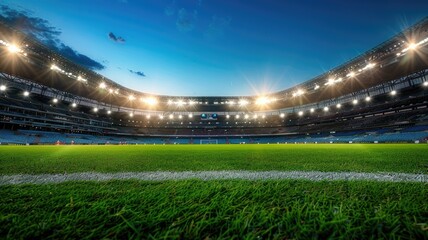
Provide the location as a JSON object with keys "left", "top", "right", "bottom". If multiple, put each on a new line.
{"left": 0, "top": 171, "right": 427, "bottom": 185}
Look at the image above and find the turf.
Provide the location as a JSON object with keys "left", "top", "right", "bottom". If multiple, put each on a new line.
{"left": 1, "top": 180, "right": 427, "bottom": 239}
{"left": 0, "top": 144, "right": 427, "bottom": 174}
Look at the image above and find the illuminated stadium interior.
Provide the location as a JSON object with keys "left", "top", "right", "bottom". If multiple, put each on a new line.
{"left": 0, "top": 17, "right": 428, "bottom": 144}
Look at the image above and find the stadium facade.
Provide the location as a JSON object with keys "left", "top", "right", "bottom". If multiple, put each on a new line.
{"left": 1, "top": 18, "right": 428, "bottom": 144}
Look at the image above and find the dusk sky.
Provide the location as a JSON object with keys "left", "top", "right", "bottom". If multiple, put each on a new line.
{"left": 1, "top": 0, "right": 427, "bottom": 96}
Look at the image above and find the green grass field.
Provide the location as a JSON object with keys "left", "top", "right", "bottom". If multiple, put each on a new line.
{"left": 0, "top": 144, "right": 427, "bottom": 174}
{"left": 1, "top": 144, "right": 428, "bottom": 239}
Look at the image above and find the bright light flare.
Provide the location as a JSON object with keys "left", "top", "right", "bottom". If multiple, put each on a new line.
{"left": 336, "top": 103, "right": 341, "bottom": 108}
{"left": 93, "top": 107, "right": 99, "bottom": 113}
{"left": 365, "top": 96, "right": 371, "bottom": 102}
{"left": 99, "top": 82, "right": 107, "bottom": 89}
{"left": 128, "top": 95, "right": 136, "bottom": 101}
{"left": 256, "top": 97, "right": 271, "bottom": 105}
{"left": 323, "top": 106, "right": 329, "bottom": 112}
{"left": 7, "top": 44, "right": 21, "bottom": 54}
{"left": 107, "top": 110, "right": 112, "bottom": 115}
{"left": 390, "top": 90, "right": 397, "bottom": 96}
{"left": 423, "top": 82, "right": 428, "bottom": 87}
{"left": 52, "top": 98, "right": 58, "bottom": 103}
{"left": 352, "top": 99, "right": 358, "bottom": 105}
{"left": 298, "top": 111, "right": 303, "bottom": 116}
{"left": 346, "top": 72, "right": 356, "bottom": 78}
{"left": 292, "top": 89, "right": 305, "bottom": 97}
{"left": 280, "top": 113, "right": 285, "bottom": 118}
{"left": 0, "top": 85, "right": 6, "bottom": 91}
{"left": 71, "top": 103, "right": 77, "bottom": 108}
{"left": 310, "top": 108, "right": 315, "bottom": 113}
{"left": 143, "top": 97, "right": 158, "bottom": 105}
{"left": 408, "top": 43, "right": 417, "bottom": 50}
{"left": 23, "top": 91, "right": 29, "bottom": 97}
{"left": 239, "top": 99, "right": 249, "bottom": 106}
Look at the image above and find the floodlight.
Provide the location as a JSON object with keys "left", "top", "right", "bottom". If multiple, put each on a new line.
{"left": 169, "top": 114, "right": 174, "bottom": 119}
{"left": 325, "top": 78, "right": 335, "bottom": 86}
{"left": 347, "top": 72, "right": 356, "bottom": 77}
{"left": 128, "top": 95, "right": 136, "bottom": 101}
{"left": 107, "top": 110, "right": 112, "bottom": 114}
{"left": 323, "top": 106, "right": 329, "bottom": 112}
{"left": 310, "top": 108, "right": 315, "bottom": 113}
{"left": 52, "top": 98, "right": 58, "bottom": 103}
{"left": 292, "top": 89, "right": 305, "bottom": 97}
{"left": 71, "top": 102, "right": 77, "bottom": 108}
{"left": 239, "top": 99, "right": 249, "bottom": 106}
{"left": 253, "top": 114, "right": 258, "bottom": 119}
{"left": 99, "top": 82, "right": 107, "bottom": 89}
{"left": 188, "top": 100, "right": 196, "bottom": 105}
{"left": 244, "top": 114, "right": 249, "bottom": 119}
{"left": 144, "top": 97, "right": 158, "bottom": 105}
{"left": 298, "top": 111, "right": 303, "bottom": 116}
{"left": 50, "top": 64, "right": 60, "bottom": 71}
{"left": 262, "top": 115, "right": 266, "bottom": 119}
{"left": 23, "top": 91, "right": 29, "bottom": 97}
{"left": 94, "top": 107, "right": 98, "bottom": 112}
{"left": 7, "top": 44, "right": 20, "bottom": 53}
{"left": 352, "top": 99, "right": 358, "bottom": 105}
{"left": 0, "top": 85, "right": 6, "bottom": 91}
{"left": 336, "top": 103, "right": 341, "bottom": 108}
{"left": 188, "top": 113, "right": 193, "bottom": 118}
{"left": 146, "top": 114, "right": 151, "bottom": 119}
{"left": 176, "top": 100, "right": 185, "bottom": 106}
{"left": 280, "top": 113, "right": 285, "bottom": 118}
{"left": 314, "top": 84, "right": 320, "bottom": 90}
{"left": 363, "top": 63, "right": 376, "bottom": 70}
{"left": 365, "top": 96, "right": 371, "bottom": 102}
{"left": 256, "top": 97, "right": 270, "bottom": 105}
{"left": 108, "top": 88, "right": 114, "bottom": 94}
{"left": 423, "top": 82, "right": 428, "bottom": 87}
{"left": 408, "top": 43, "right": 417, "bottom": 50}
{"left": 235, "top": 115, "right": 240, "bottom": 119}
{"left": 159, "top": 115, "right": 164, "bottom": 119}
{"left": 390, "top": 90, "right": 397, "bottom": 96}
{"left": 226, "top": 114, "right": 230, "bottom": 119}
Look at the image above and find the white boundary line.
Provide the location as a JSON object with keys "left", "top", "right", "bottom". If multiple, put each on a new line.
{"left": 0, "top": 171, "right": 427, "bottom": 185}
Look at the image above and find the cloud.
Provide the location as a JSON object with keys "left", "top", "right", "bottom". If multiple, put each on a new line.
{"left": 164, "top": 0, "right": 176, "bottom": 16}
{"left": 176, "top": 8, "right": 197, "bottom": 32}
{"left": 108, "top": 32, "right": 126, "bottom": 43}
{"left": 0, "top": 5, "right": 105, "bottom": 70}
{"left": 129, "top": 69, "right": 146, "bottom": 77}
{"left": 204, "top": 15, "right": 231, "bottom": 40}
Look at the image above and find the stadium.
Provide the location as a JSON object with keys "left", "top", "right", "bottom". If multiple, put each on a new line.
{"left": 0, "top": 2, "right": 428, "bottom": 239}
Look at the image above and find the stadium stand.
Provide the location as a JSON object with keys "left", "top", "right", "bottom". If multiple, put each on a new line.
{"left": 1, "top": 18, "right": 428, "bottom": 144}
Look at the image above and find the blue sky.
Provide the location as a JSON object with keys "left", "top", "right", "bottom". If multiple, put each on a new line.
{"left": 1, "top": 0, "right": 428, "bottom": 96}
